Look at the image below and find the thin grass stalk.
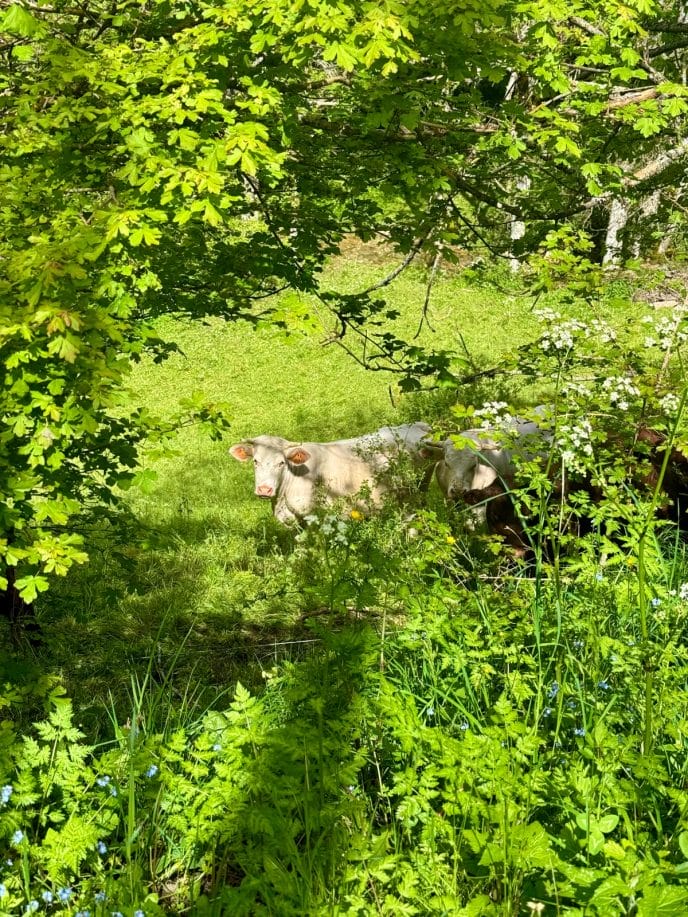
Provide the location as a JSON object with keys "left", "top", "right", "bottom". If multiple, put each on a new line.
{"left": 637, "top": 385, "right": 688, "bottom": 756}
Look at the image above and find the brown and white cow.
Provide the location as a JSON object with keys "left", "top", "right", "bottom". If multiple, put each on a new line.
{"left": 229, "top": 423, "right": 433, "bottom": 525}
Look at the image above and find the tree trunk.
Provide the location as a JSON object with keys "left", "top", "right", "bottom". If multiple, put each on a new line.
{"left": 603, "top": 197, "right": 629, "bottom": 267}
{"left": 0, "top": 562, "right": 39, "bottom": 646}
{"left": 509, "top": 175, "right": 530, "bottom": 271}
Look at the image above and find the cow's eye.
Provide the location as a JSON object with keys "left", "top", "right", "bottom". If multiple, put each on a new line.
{"left": 278, "top": 460, "right": 285, "bottom": 467}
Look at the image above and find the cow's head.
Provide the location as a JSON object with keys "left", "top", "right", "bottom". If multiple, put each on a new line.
{"left": 442, "top": 435, "right": 502, "bottom": 499}
{"left": 229, "top": 437, "right": 311, "bottom": 499}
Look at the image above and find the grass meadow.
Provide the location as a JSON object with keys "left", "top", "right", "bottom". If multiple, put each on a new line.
{"left": 35, "top": 255, "right": 546, "bottom": 712}
{"left": 3, "top": 251, "right": 688, "bottom": 916}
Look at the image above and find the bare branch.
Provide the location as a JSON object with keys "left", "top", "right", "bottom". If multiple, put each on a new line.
{"left": 414, "top": 248, "right": 441, "bottom": 339}
{"left": 447, "top": 197, "right": 514, "bottom": 260}
{"left": 569, "top": 16, "right": 605, "bottom": 37}
{"left": 357, "top": 229, "right": 433, "bottom": 295}
{"left": 649, "top": 38, "right": 688, "bottom": 57}
{"left": 629, "top": 136, "right": 688, "bottom": 185}
{"left": 607, "top": 87, "right": 660, "bottom": 109}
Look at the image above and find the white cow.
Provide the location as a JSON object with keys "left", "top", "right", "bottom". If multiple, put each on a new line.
{"left": 428, "top": 413, "right": 552, "bottom": 529}
{"left": 229, "top": 422, "right": 433, "bottom": 525}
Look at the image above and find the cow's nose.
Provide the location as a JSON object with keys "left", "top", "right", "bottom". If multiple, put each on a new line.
{"left": 256, "top": 485, "right": 274, "bottom": 498}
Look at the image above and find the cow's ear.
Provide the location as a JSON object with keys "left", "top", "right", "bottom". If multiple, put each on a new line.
{"left": 285, "top": 446, "right": 310, "bottom": 465}
{"left": 418, "top": 442, "right": 444, "bottom": 460}
{"left": 229, "top": 443, "right": 254, "bottom": 462}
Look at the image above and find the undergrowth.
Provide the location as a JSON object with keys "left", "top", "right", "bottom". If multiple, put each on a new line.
{"left": 3, "top": 264, "right": 688, "bottom": 914}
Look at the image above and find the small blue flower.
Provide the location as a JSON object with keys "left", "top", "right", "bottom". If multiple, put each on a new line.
{"left": 144, "top": 765, "right": 158, "bottom": 778}
{"left": 573, "top": 639, "right": 584, "bottom": 650}
{"left": 543, "top": 706, "right": 553, "bottom": 717}
{"left": 76, "top": 910, "right": 90, "bottom": 917}
{"left": 109, "top": 786, "right": 118, "bottom": 797}
{"left": 11, "top": 830, "right": 24, "bottom": 845}
{"left": 111, "top": 912, "right": 124, "bottom": 917}
{"left": 25, "top": 902, "right": 39, "bottom": 914}
{"left": 0, "top": 785, "right": 12, "bottom": 805}
{"left": 459, "top": 720, "right": 469, "bottom": 731}
{"left": 134, "top": 911, "right": 145, "bottom": 917}
{"left": 57, "top": 887, "right": 72, "bottom": 903}
{"left": 0, "top": 884, "right": 6, "bottom": 900}
{"left": 597, "top": 680, "right": 610, "bottom": 690}
{"left": 42, "top": 891, "right": 53, "bottom": 904}
{"left": 96, "top": 776, "right": 111, "bottom": 787}
{"left": 95, "top": 891, "right": 106, "bottom": 903}
{"left": 573, "top": 727, "right": 586, "bottom": 737}
{"left": 5, "top": 859, "right": 12, "bottom": 866}
{"left": 425, "top": 706, "right": 434, "bottom": 719}
{"left": 595, "top": 571, "right": 604, "bottom": 582}
{"left": 97, "top": 841, "right": 107, "bottom": 855}
{"left": 651, "top": 597, "right": 661, "bottom": 607}
{"left": 212, "top": 743, "right": 222, "bottom": 752}
{"left": 548, "top": 681, "right": 559, "bottom": 699}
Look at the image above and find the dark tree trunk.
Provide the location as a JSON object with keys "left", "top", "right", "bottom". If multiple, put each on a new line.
{"left": 1, "top": 565, "right": 40, "bottom": 647}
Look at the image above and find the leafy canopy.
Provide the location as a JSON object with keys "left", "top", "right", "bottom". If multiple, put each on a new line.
{"left": 1, "top": 0, "right": 686, "bottom": 599}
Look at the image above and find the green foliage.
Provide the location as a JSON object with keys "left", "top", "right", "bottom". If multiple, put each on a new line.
{"left": 2, "top": 0, "right": 687, "bottom": 607}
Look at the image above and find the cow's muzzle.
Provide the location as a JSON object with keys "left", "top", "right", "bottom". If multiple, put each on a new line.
{"left": 256, "top": 485, "right": 274, "bottom": 498}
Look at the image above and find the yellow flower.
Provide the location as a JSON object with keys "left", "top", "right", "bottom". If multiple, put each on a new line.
{"left": 350, "top": 509, "right": 363, "bottom": 521}
{"left": 446, "top": 535, "right": 456, "bottom": 545}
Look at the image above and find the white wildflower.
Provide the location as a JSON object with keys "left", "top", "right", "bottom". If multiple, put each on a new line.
{"left": 601, "top": 376, "right": 640, "bottom": 410}
{"left": 474, "top": 401, "right": 515, "bottom": 429}
{"left": 590, "top": 319, "right": 617, "bottom": 343}
{"left": 556, "top": 419, "right": 594, "bottom": 473}
{"left": 533, "top": 307, "right": 560, "bottom": 323}
{"left": 660, "top": 393, "right": 680, "bottom": 415}
{"left": 561, "top": 380, "right": 592, "bottom": 398}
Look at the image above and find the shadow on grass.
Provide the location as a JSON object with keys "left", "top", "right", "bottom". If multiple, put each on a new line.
{"left": 163, "top": 621, "right": 381, "bottom": 915}
{"left": 8, "top": 392, "right": 468, "bottom": 730}
{"left": 20, "top": 448, "right": 373, "bottom": 730}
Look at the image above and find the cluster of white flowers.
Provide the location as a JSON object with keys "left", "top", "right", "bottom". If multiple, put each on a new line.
{"left": 540, "top": 319, "right": 588, "bottom": 354}
{"left": 533, "top": 307, "right": 561, "bottom": 323}
{"left": 560, "top": 379, "right": 593, "bottom": 399}
{"left": 660, "top": 392, "right": 680, "bottom": 415}
{"left": 473, "top": 401, "right": 516, "bottom": 430}
{"left": 556, "top": 419, "right": 594, "bottom": 472}
{"left": 589, "top": 318, "right": 617, "bottom": 344}
{"left": 642, "top": 314, "right": 688, "bottom": 351}
{"left": 601, "top": 375, "right": 640, "bottom": 411}
{"left": 301, "top": 513, "right": 350, "bottom": 547}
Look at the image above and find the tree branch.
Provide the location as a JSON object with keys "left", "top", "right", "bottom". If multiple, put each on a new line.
{"left": 357, "top": 228, "right": 433, "bottom": 295}
{"left": 629, "top": 136, "right": 688, "bottom": 186}
{"left": 414, "top": 248, "right": 441, "bottom": 339}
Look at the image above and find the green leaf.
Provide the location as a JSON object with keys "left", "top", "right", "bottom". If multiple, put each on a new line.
{"left": 42, "top": 814, "right": 100, "bottom": 876}
{"left": 14, "top": 575, "right": 50, "bottom": 603}
{"left": 598, "top": 814, "right": 619, "bottom": 833}
{"left": 679, "top": 831, "right": 688, "bottom": 861}
{"left": 637, "top": 887, "right": 688, "bottom": 916}
{"left": 2, "top": 3, "right": 40, "bottom": 36}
